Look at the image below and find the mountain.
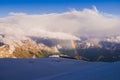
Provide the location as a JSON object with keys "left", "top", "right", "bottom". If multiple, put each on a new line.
{"left": 0, "top": 32, "right": 79, "bottom": 58}
{"left": 0, "top": 35, "right": 61, "bottom": 58}
{"left": 64, "top": 36, "right": 120, "bottom": 62}
{"left": 0, "top": 32, "right": 120, "bottom": 62}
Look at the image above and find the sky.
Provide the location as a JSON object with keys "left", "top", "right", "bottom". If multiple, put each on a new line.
{"left": 0, "top": 0, "right": 120, "bottom": 17}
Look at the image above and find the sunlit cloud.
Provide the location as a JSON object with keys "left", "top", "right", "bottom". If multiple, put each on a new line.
{"left": 0, "top": 7, "right": 120, "bottom": 41}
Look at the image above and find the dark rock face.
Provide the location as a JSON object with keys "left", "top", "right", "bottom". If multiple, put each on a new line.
{"left": 0, "top": 42, "right": 4, "bottom": 46}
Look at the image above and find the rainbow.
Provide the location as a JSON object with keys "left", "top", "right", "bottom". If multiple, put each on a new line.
{"left": 71, "top": 38, "right": 79, "bottom": 56}
{"left": 71, "top": 38, "right": 90, "bottom": 61}
{"left": 72, "top": 39, "right": 77, "bottom": 49}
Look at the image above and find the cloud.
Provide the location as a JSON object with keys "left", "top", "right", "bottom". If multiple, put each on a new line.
{"left": 0, "top": 7, "right": 120, "bottom": 41}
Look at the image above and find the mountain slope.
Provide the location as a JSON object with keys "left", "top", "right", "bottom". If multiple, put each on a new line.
{"left": 0, "top": 37, "right": 61, "bottom": 58}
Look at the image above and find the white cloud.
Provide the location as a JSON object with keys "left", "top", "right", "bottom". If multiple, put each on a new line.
{"left": 0, "top": 7, "right": 120, "bottom": 41}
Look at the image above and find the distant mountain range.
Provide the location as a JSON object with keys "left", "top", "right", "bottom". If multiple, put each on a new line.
{"left": 0, "top": 33, "right": 120, "bottom": 62}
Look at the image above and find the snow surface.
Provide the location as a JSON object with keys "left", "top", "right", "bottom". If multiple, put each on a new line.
{"left": 0, "top": 57, "right": 120, "bottom": 80}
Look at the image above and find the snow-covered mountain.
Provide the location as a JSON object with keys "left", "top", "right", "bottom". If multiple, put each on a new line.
{"left": 0, "top": 35, "right": 52, "bottom": 58}
{"left": 50, "top": 36, "right": 120, "bottom": 62}
{"left": 0, "top": 32, "right": 80, "bottom": 58}
{"left": 70, "top": 36, "right": 120, "bottom": 61}
{"left": 0, "top": 30, "right": 120, "bottom": 61}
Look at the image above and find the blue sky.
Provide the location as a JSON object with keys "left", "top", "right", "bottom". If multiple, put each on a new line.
{"left": 0, "top": 0, "right": 120, "bottom": 17}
